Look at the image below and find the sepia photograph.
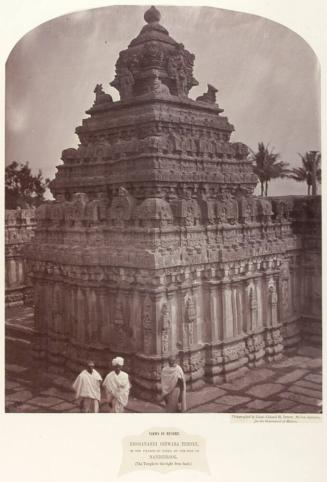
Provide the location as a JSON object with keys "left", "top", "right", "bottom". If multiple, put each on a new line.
{"left": 5, "top": 4, "right": 322, "bottom": 414}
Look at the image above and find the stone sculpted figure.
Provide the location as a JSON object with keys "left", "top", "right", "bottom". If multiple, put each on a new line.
{"left": 232, "top": 142, "right": 249, "bottom": 159}
{"left": 118, "top": 186, "right": 129, "bottom": 197}
{"left": 61, "top": 147, "right": 78, "bottom": 164}
{"left": 217, "top": 196, "right": 228, "bottom": 223}
{"left": 196, "top": 84, "right": 218, "bottom": 104}
{"left": 129, "top": 54, "right": 140, "bottom": 73}
{"left": 198, "top": 135, "right": 209, "bottom": 157}
{"left": 182, "top": 191, "right": 201, "bottom": 226}
{"left": 85, "top": 193, "right": 107, "bottom": 227}
{"left": 246, "top": 336, "right": 256, "bottom": 365}
{"left": 268, "top": 284, "right": 278, "bottom": 326}
{"left": 147, "top": 73, "right": 170, "bottom": 96}
{"left": 185, "top": 136, "right": 196, "bottom": 154}
{"left": 269, "top": 285, "right": 278, "bottom": 306}
{"left": 161, "top": 303, "right": 171, "bottom": 330}
{"left": 118, "top": 66, "right": 134, "bottom": 100}
{"left": 223, "top": 193, "right": 238, "bottom": 224}
{"left": 63, "top": 199, "right": 74, "bottom": 227}
{"left": 238, "top": 197, "right": 252, "bottom": 224}
{"left": 142, "top": 41, "right": 164, "bottom": 67}
{"left": 272, "top": 200, "right": 290, "bottom": 222}
{"left": 249, "top": 285, "right": 258, "bottom": 330}
{"left": 142, "top": 295, "right": 153, "bottom": 354}
{"left": 93, "top": 84, "right": 113, "bottom": 105}
{"left": 167, "top": 132, "right": 182, "bottom": 154}
{"left": 185, "top": 296, "right": 196, "bottom": 324}
{"left": 114, "top": 295, "right": 125, "bottom": 326}
{"left": 281, "top": 279, "right": 289, "bottom": 315}
{"left": 201, "top": 198, "right": 217, "bottom": 225}
{"left": 71, "top": 193, "right": 89, "bottom": 227}
{"left": 51, "top": 197, "right": 65, "bottom": 226}
{"left": 167, "top": 52, "right": 188, "bottom": 97}
{"left": 108, "top": 186, "right": 134, "bottom": 226}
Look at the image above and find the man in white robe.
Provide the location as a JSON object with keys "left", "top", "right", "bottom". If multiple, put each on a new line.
{"left": 160, "top": 355, "right": 186, "bottom": 413}
{"left": 103, "top": 357, "right": 131, "bottom": 413}
{"left": 72, "top": 360, "right": 102, "bottom": 413}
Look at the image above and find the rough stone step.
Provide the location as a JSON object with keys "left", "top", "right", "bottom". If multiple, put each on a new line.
{"left": 39, "top": 387, "right": 73, "bottom": 400}
{"left": 288, "top": 404, "right": 321, "bottom": 414}
{"left": 5, "top": 390, "right": 33, "bottom": 403}
{"left": 26, "top": 396, "right": 65, "bottom": 408}
{"left": 188, "top": 402, "right": 230, "bottom": 413}
{"left": 52, "top": 376, "right": 75, "bottom": 393}
{"left": 288, "top": 384, "right": 321, "bottom": 400}
{"left": 5, "top": 335, "right": 31, "bottom": 346}
{"left": 213, "top": 394, "right": 251, "bottom": 407}
{"left": 304, "top": 374, "right": 322, "bottom": 384}
{"left": 245, "top": 399, "right": 274, "bottom": 411}
{"left": 6, "top": 403, "right": 40, "bottom": 413}
{"left": 294, "top": 379, "right": 322, "bottom": 391}
{"left": 5, "top": 324, "right": 35, "bottom": 344}
{"left": 297, "top": 358, "right": 322, "bottom": 370}
{"left": 279, "top": 391, "right": 321, "bottom": 408}
{"left": 298, "top": 346, "right": 322, "bottom": 358}
{"left": 50, "top": 401, "right": 78, "bottom": 412}
{"left": 6, "top": 364, "right": 29, "bottom": 373}
{"left": 272, "top": 356, "right": 311, "bottom": 369}
{"left": 275, "top": 369, "right": 309, "bottom": 384}
{"left": 265, "top": 399, "right": 296, "bottom": 412}
{"left": 187, "top": 386, "right": 227, "bottom": 409}
{"left": 126, "top": 398, "right": 163, "bottom": 413}
{"left": 221, "top": 368, "right": 275, "bottom": 391}
{"left": 246, "top": 383, "right": 285, "bottom": 399}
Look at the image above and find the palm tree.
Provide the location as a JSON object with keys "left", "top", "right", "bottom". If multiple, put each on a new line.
{"left": 250, "top": 142, "right": 290, "bottom": 196}
{"left": 289, "top": 151, "right": 321, "bottom": 195}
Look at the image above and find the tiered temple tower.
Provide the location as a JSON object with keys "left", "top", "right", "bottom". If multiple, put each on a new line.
{"left": 27, "top": 7, "right": 321, "bottom": 400}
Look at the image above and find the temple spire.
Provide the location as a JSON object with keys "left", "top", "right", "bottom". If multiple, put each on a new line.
{"left": 144, "top": 6, "right": 161, "bottom": 24}
{"left": 110, "top": 5, "right": 198, "bottom": 100}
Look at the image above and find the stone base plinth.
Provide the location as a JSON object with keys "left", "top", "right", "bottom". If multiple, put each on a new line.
{"left": 31, "top": 322, "right": 302, "bottom": 402}
{"left": 282, "top": 318, "right": 302, "bottom": 351}
{"left": 5, "top": 286, "right": 33, "bottom": 307}
{"left": 301, "top": 316, "right": 322, "bottom": 346}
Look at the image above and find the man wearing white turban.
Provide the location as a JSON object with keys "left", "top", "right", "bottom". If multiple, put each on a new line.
{"left": 103, "top": 357, "right": 131, "bottom": 413}
{"left": 72, "top": 360, "right": 102, "bottom": 413}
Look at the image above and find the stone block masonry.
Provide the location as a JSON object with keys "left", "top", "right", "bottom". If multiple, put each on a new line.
{"left": 26, "top": 6, "right": 321, "bottom": 401}
{"left": 5, "top": 209, "right": 36, "bottom": 306}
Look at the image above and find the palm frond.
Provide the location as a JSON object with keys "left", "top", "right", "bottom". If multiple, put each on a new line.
{"left": 289, "top": 151, "right": 321, "bottom": 189}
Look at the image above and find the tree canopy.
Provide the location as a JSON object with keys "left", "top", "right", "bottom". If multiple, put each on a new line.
{"left": 250, "top": 142, "right": 290, "bottom": 196}
{"left": 288, "top": 151, "right": 321, "bottom": 195}
{"left": 5, "top": 161, "right": 50, "bottom": 210}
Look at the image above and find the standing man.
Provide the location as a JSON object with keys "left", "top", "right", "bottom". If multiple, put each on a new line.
{"left": 72, "top": 360, "right": 102, "bottom": 413}
{"left": 103, "top": 357, "right": 131, "bottom": 413}
{"left": 160, "top": 355, "right": 186, "bottom": 413}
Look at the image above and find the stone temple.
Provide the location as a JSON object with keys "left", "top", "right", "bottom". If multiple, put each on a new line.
{"left": 27, "top": 7, "right": 321, "bottom": 400}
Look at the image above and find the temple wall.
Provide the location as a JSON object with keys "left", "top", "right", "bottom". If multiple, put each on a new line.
{"left": 5, "top": 209, "right": 36, "bottom": 306}
{"left": 292, "top": 196, "right": 321, "bottom": 345}
{"left": 26, "top": 195, "right": 321, "bottom": 400}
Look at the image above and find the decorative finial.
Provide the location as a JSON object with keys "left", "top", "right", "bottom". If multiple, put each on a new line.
{"left": 144, "top": 6, "right": 161, "bottom": 24}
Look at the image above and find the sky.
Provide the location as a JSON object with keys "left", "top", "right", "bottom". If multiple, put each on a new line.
{"left": 5, "top": 4, "right": 321, "bottom": 197}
